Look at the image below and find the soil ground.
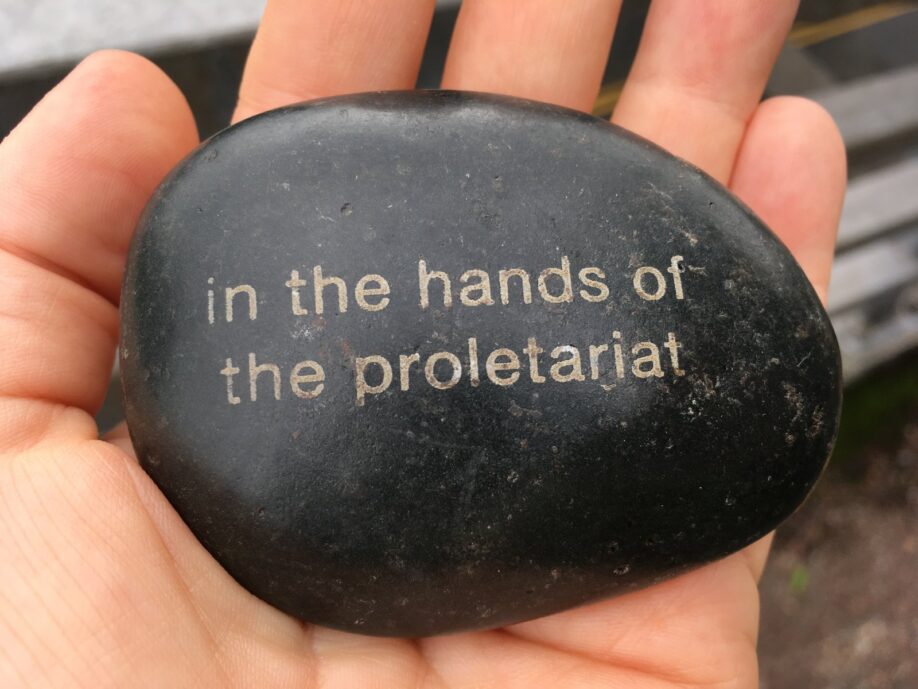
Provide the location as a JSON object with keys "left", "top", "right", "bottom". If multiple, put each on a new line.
{"left": 758, "top": 354, "right": 918, "bottom": 688}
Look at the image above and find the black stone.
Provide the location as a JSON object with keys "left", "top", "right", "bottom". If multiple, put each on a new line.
{"left": 120, "top": 91, "right": 841, "bottom": 637}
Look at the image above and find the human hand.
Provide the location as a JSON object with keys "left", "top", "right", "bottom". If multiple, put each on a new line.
{"left": 0, "top": 1, "right": 845, "bottom": 686}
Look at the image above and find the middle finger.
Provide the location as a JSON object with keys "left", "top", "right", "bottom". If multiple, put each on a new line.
{"left": 234, "top": 0, "right": 437, "bottom": 123}
{"left": 442, "top": 0, "right": 623, "bottom": 112}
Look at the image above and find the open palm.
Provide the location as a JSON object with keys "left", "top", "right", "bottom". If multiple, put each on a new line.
{"left": 0, "top": 1, "right": 845, "bottom": 687}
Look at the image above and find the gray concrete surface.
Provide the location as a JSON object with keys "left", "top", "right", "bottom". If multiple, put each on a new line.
{"left": 0, "top": 0, "right": 463, "bottom": 80}
{"left": 1, "top": 0, "right": 264, "bottom": 78}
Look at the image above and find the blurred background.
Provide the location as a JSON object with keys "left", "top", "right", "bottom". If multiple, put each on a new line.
{"left": 1, "top": 1, "right": 916, "bottom": 686}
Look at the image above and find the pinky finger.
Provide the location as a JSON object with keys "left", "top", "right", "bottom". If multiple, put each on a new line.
{"left": 729, "top": 96, "right": 847, "bottom": 304}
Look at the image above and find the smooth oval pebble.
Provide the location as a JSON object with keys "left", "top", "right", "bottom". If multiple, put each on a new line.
{"left": 121, "top": 90, "right": 841, "bottom": 637}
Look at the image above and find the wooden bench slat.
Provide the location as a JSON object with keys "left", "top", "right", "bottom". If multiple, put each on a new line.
{"left": 828, "top": 226, "right": 918, "bottom": 313}
{"left": 833, "top": 286, "right": 918, "bottom": 381}
{"left": 837, "top": 158, "right": 918, "bottom": 249}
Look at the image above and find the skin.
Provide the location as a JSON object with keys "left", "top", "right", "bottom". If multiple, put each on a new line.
{"left": 0, "top": 1, "right": 846, "bottom": 687}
